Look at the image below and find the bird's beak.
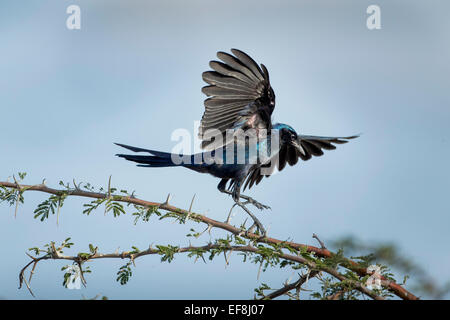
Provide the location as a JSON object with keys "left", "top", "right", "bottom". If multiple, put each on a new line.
{"left": 290, "top": 138, "right": 301, "bottom": 150}
{"left": 290, "top": 138, "right": 307, "bottom": 156}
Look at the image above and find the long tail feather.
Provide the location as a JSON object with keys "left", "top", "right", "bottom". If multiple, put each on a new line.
{"left": 116, "top": 153, "right": 178, "bottom": 167}
{"left": 115, "top": 142, "right": 212, "bottom": 173}
{"left": 114, "top": 143, "right": 175, "bottom": 158}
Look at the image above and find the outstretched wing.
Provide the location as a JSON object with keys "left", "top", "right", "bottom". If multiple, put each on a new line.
{"left": 242, "top": 134, "right": 359, "bottom": 190}
{"left": 199, "top": 49, "right": 275, "bottom": 150}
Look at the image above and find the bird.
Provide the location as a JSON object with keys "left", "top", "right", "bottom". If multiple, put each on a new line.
{"left": 115, "top": 48, "right": 358, "bottom": 236}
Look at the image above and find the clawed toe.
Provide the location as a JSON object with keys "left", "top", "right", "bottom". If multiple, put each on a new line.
{"left": 244, "top": 223, "right": 266, "bottom": 238}
{"left": 232, "top": 200, "right": 267, "bottom": 238}
{"left": 247, "top": 198, "right": 271, "bottom": 210}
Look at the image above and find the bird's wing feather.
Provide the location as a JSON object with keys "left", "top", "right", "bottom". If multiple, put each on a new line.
{"left": 242, "top": 134, "right": 359, "bottom": 190}
{"left": 295, "top": 134, "right": 359, "bottom": 161}
{"left": 199, "top": 49, "right": 275, "bottom": 150}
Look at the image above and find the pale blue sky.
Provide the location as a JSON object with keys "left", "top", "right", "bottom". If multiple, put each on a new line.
{"left": 0, "top": 0, "right": 449, "bottom": 299}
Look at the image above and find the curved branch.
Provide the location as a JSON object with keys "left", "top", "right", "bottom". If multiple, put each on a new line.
{"left": 0, "top": 180, "right": 418, "bottom": 300}
{"left": 260, "top": 270, "right": 320, "bottom": 300}
{"left": 21, "top": 243, "right": 384, "bottom": 299}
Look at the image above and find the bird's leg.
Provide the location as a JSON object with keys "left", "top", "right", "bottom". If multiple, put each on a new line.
{"left": 217, "top": 179, "right": 270, "bottom": 210}
{"left": 232, "top": 181, "right": 266, "bottom": 237}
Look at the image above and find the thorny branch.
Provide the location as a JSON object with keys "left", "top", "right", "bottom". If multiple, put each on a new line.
{"left": 0, "top": 180, "right": 418, "bottom": 300}
{"left": 259, "top": 234, "right": 326, "bottom": 300}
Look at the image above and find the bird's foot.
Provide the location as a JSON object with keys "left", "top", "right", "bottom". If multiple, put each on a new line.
{"left": 235, "top": 201, "right": 267, "bottom": 238}
{"left": 245, "top": 197, "right": 271, "bottom": 210}
{"left": 244, "top": 222, "right": 266, "bottom": 239}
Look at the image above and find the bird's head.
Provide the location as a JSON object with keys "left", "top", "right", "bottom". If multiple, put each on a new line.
{"left": 274, "top": 123, "right": 300, "bottom": 148}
